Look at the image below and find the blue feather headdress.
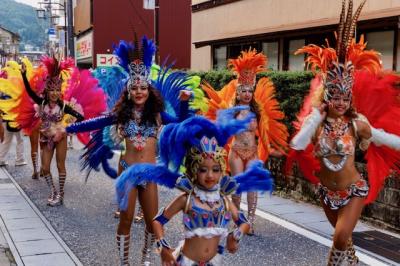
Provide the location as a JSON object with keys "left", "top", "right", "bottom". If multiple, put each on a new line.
{"left": 159, "top": 106, "right": 255, "bottom": 172}
{"left": 113, "top": 35, "right": 156, "bottom": 89}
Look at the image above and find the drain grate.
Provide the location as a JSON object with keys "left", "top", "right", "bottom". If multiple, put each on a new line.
{"left": 353, "top": 230, "right": 400, "bottom": 263}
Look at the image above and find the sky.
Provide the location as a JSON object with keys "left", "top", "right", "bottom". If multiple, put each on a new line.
{"left": 15, "top": 0, "right": 39, "bottom": 7}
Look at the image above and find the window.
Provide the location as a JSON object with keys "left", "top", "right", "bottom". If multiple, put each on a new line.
{"left": 213, "top": 46, "right": 227, "bottom": 70}
{"left": 288, "top": 39, "right": 305, "bottom": 71}
{"left": 262, "top": 41, "right": 279, "bottom": 70}
{"left": 365, "top": 31, "right": 394, "bottom": 70}
{"left": 227, "top": 44, "right": 242, "bottom": 60}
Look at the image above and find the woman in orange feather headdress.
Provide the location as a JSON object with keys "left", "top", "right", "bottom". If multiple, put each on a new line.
{"left": 202, "top": 49, "right": 289, "bottom": 235}
{"left": 287, "top": 0, "right": 400, "bottom": 265}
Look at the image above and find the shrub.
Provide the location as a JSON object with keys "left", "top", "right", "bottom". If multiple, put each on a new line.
{"left": 190, "top": 70, "right": 315, "bottom": 133}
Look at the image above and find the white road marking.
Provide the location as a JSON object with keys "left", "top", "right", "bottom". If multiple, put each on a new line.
{"left": 241, "top": 204, "right": 394, "bottom": 266}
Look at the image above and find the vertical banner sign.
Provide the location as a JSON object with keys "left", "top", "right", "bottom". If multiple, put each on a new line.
{"left": 143, "top": 0, "right": 155, "bottom": 9}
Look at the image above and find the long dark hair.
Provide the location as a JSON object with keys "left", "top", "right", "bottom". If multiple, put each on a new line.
{"left": 113, "top": 85, "right": 164, "bottom": 125}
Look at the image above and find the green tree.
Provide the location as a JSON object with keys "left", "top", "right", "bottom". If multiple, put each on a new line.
{"left": 0, "top": 0, "right": 47, "bottom": 49}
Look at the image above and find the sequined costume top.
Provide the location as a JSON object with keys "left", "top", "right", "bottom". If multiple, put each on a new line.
{"left": 314, "top": 117, "right": 355, "bottom": 172}
{"left": 119, "top": 119, "right": 158, "bottom": 151}
{"left": 38, "top": 104, "right": 63, "bottom": 130}
{"left": 183, "top": 193, "right": 231, "bottom": 239}
{"left": 174, "top": 177, "right": 239, "bottom": 239}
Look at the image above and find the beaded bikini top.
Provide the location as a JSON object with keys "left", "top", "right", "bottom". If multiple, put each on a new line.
{"left": 121, "top": 119, "right": 158, "bottom": 151}
{"left": 314, "top": 117, "right": 355, "bottom": 172}
{"left": 38, "top": 104, "right": 64, "bottom": 129}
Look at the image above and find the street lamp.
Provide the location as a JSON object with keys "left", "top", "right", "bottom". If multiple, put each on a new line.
{"left": 36, "top": 1, "right": 67, "bottom": 57}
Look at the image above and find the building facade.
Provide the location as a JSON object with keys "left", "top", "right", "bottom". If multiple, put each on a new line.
{"left": 191, "top": 0, "right": 400, "bottom": 71}
{"left": 0, "top": 26, "right": 20, "bottom": 67}
{"left": 74, "top": 0, "right": 191, "bottom": 69}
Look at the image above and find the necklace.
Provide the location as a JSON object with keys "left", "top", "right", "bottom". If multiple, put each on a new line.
{"left": 324, "top": 117, "right": 349, "bottom": 140}
{"left": 132, "top": 108, "right": 143, "bottom": 123}
{"left": 193, "top": 185, "right": 221, "bottom": 208}
{"left": 321, "top": 116, "right": 350, "bottom": 172}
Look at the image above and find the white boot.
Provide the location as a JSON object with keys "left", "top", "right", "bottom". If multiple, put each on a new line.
{"left": 116, "top": 234, "right": 130, "bottom": 266}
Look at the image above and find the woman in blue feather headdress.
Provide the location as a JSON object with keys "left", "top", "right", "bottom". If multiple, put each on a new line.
{"left": 115, "top": 107, "right": 274, "bottom": 266}
{"left": 66, "top": 35, "right": 198, "bottom": 266}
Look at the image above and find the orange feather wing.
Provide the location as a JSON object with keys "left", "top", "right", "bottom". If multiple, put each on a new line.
{"left": 201, "top": 80, "right": 237, "bottom": 120}
{"left": 254, "top": 77, "right": 289, "bottom": 161}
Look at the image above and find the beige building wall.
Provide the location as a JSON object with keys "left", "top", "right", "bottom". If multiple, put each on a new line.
{"left": 190, "top": 44, "right": 212, "bottom": 71}
{"left": 191, "top": 0, "right": 400, "bottom": 69}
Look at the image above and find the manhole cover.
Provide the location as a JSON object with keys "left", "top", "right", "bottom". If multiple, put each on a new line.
{"left": 353, "top": 230, "right": 400, "bottom": 263}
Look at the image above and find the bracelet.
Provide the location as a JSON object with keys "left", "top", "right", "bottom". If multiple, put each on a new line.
{"left": 230, "top": 228, "right": 243, "bottom": 242}
{"left": 156, "top": 238, "right": 172, "bottom": 251}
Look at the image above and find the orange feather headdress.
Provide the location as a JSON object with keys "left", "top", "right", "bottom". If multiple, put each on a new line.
{"left": 228, "top": 49, "right": 267, "bottom": 90}
{"left": 295, "top": 0, "right": 381, "bottom": 102}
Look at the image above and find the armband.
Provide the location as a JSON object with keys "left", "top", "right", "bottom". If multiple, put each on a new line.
{"left": 230, "top": 228, "right": 244, "bottom": 242}
{"left": 153, "top": 207, "right": 169, "bottom": 225}
{"left": 234, "top": 211, "right": 249, "bottom": 227}
{"left": 290, "top": 108, "right": 323, "bottom": 150}
{"left": 156, "top": 238, "right": 172, "bottom": 251}
{"left": 371, "top": 127, "right": 400, "bottom": 151}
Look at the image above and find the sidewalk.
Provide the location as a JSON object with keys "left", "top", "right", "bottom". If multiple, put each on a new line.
{"left": 243, "top": 193, "right": 400, "bottom": 266}
{"left": 0, "top": 167, "right": 82, "bottom": 266}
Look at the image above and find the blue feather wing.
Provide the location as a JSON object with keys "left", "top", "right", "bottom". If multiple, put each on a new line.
{"left": 216, "top": 106, "right": 255, "bottom": 146}
{"left": 80, "top": 128, "right": 117, "bottom": 179}
{"left": 67, "top": 115, "right": 115, "bottom": 134}
{"left": 234, "top": 160, "right": 274, "bottom": 194}
{"left": 152, "top": 65, "right": 195, "bottom": 120}
{"left": 115, "top": 163, "right": 180, "bottom": 210}
{"left": 92, "top": 66, "right": 128, "bottom": 110}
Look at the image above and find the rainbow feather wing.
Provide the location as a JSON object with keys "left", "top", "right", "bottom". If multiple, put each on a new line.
{"left": 11, "top": 62, "right": 46, "bottom": 134}
{"left": 254, "top": 77, "right": 289, "bottom": 161}
{"left": 64, "top": 69, "right": 107, "bottom": 144}
{"left": 0, "top": 76, "right": 24, "bottom": 121}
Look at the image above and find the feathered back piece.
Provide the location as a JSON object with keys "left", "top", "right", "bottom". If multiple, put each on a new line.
{"left": 228, "top": 49, "right": 266, "bottom": 89}
{"left": 113, "top": 35, "right": 156, "bottom": 89}
{"left": 295, "top": 0, "right": 381, "bottom": 104}
{"left": 41, "top": 56, "right": 74, "bottom": 92}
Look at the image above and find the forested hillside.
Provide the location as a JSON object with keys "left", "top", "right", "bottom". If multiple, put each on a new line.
{"left": 0, "top": 0, "right": 47, "bottom": 49}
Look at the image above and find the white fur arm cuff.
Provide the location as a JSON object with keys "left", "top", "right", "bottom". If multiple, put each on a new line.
{"left": 371, "top": 127, "right": 400, "bottom": 151}
{"left": 290, "top": 108, "right": 323, "bottom": 150}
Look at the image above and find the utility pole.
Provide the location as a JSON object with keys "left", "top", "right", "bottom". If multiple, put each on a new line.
{"left": 154, "top": 0, "right": 159, "bottom": 63}
{"left": 66, "top": 0, "right": 74, "bottom": 58}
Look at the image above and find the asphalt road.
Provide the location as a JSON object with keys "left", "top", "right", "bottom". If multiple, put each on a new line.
{"left": 2, "top": 136, "right": 335, "bottom": 266}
